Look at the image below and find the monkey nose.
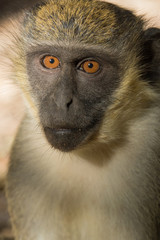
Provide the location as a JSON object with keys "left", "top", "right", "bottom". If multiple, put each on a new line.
{"left": 52, "top": 93, "right": 73, "bottom": 111}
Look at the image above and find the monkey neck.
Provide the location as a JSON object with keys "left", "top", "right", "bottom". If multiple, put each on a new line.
{"left": 11, "top": 107, "right": 160, "bottom": 239}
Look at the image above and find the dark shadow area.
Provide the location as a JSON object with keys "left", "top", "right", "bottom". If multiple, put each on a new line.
{"left": 0, "top": 188, "right": 14, "bottom": 240}
{"left": 0, "top": 0, "right": 40, "bottom": 20}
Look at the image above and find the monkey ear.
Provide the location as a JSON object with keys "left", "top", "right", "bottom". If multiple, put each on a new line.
{"left": 144, "top": 28, "right": 160, "bottom": 84}
{"left": 144, "top": 27, "right": 160, "bottom": 56}
{"left": 144, "top": 27, "right": 160, "bottom": 40}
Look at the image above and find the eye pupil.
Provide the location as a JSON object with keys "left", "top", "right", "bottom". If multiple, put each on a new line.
{"left": 49, "top": 58, "right": 55, "bottom": 64}
{"left": 88, "top": 63, "right": 93, "bottom": 68}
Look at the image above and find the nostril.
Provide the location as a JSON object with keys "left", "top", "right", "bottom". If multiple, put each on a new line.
{"left": 66, "top": 99, "right": 73, "bottom": 109}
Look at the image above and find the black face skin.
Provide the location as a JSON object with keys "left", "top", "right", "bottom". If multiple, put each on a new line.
{"left": 26, "top": 44, "right": 120, "bottom": 151}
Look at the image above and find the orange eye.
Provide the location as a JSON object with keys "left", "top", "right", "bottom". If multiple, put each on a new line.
{"left": 81, "top": 60, "right": 100, "bottom": 74}
{"left": 42, "top": 56, "right": 60, "bottom": 69}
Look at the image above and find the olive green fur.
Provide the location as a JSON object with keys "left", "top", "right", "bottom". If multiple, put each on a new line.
{"left": 23, "top": 0, "right": 144, "bottom": 50}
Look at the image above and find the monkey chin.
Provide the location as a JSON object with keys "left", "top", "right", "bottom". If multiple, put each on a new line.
{"left": 43, "top": 127, "right": 90, "bottom": 152}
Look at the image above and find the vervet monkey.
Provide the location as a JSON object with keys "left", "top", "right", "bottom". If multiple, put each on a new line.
{"left": 5, "top": 0, "right": 160, "bottom": 239}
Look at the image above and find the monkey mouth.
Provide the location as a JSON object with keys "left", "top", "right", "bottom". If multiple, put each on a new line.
{"left": 43, "top": 126, "right": 91, "bottom": 152}
{"left": 50, "top": 128, "right": 82, "bottom": 134}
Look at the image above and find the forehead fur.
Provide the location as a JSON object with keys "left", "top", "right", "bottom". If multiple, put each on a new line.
{"left": 23, "top": 0, "right": 143, "bottom": 46}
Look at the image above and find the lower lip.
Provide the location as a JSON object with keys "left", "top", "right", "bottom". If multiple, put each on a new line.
{"left": 53, "top": 129, "right": 73, "bottom": 134}
{"left": 46, "top": 127, "right": 82, "bottom": 135}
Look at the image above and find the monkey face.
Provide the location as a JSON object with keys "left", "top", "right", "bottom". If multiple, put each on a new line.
{"left": 20, "top": 0, "right": 160, "bottom": 153}
{"left": 26, "top": 44, "right": 119, "bottom": 151}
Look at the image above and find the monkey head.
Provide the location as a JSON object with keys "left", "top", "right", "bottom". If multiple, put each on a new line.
{"left": 14, "top": 0, "right": 160, "bottom": 152}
